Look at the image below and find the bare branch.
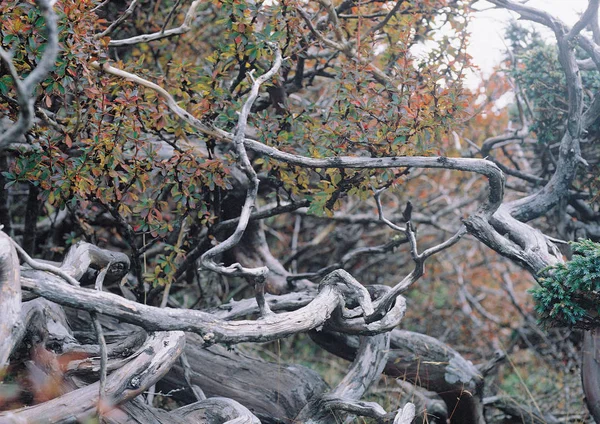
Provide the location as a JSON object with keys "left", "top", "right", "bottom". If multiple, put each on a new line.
{"left": 0, "top": 331, "right": 185, "bottom": 422}
{"left": 286, "top": 236, "right": 407, "bottom": 282}
{"left": 367, "top": 191, "right": 467, "bottom": 320}
{"left": 21, "top": 263, "right": 396, "bottom": 344}
{"left": 296, "top": 332, "right": 390, "bottom": 422}
{"left": 566, "top": 0, "right": 600, "bottom": 42}
{"left": 200, "top": 44, "right": 283, "bottom": 284}
{"left": 0, "top": 0, "right": 59, "bottom": 150}
{"left": 95, "top": 0, "right": 139, "bottom": 39}
{"left": 315, "top": 0, "right": 347, "bottom": 44}
{"left": 12, "top": 240, "right": 81, "bottom": 287}
{"left": 368, "top": 0, "right": 406, "bottom": 36}
{"left": 107, "top": 1, "right": 201, "bottom": 47}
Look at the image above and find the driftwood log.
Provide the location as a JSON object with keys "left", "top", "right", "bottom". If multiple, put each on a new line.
{"left": 1, "top": 236, "right": 419, "bottom": 423}
{"left": 0, "top": 233, "right": 569, "bottom": 423}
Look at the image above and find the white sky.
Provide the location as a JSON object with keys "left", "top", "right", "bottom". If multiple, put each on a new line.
{"left": 467, "top": 0, "right": 589, "bottom": 84}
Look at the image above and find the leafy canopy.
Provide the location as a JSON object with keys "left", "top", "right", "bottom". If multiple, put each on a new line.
{"left": 1, "top": 0, "right": 472, "bottom": 289}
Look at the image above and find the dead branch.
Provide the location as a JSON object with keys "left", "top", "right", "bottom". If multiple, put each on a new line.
{"left": 310, "top": 328, "right": 486, "bottom": 423}
{"left": 21, "top": 262, "right": 397, "bottom": 344}
{"left": 0, "top": 331, "right": 185, "bottom": 422}
{"left": 200, "top": 43, "right": 282, "bottom": 284}
{"left": 0, "top": 0, "right": 59, "bottom": 150}
{"left": 160, "top": 334, "right": 329, "bottom": 422}
{"left": 107, "top": 1, "right": 201, "bottom": 46}
{"left": 296, "top": 332, "right": 391, "bottom": 422}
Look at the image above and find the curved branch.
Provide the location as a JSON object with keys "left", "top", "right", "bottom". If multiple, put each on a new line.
{"left": 488, "top": 0, "right": 586, "bottom": 222}
{"left": 174, "top": 397, "right": 260, "bottom": 423}
{"left": 0, "top": 0, "right": 59, "bottom": 150}
{"left": 0, "top": 331, "right": 185, "bottom": 422}
{"left": 310, "top": 328, "right": 486, "bottom": 423}
{"left": 95, "top": 0, "right": 139, "bottom": 39}
{"left": 296, "top": 332, "right": 391, "bottom": 423}
{"left": 21, "top": 265, "right": 393, "bottom": 345}
{"left": 107, "top": 1, "right": 200, "bottom": 46}
{"left": 200, "top": 44, "right": 283, "bottom": 282}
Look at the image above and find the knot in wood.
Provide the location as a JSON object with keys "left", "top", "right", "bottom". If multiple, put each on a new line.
{"left": 202, "top": 332, "right": 215, "bottom": 343}
{"left": 129, "top": 375, "right": 141, "bottom": 389}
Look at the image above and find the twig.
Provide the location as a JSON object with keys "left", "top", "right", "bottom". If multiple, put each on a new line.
{"left": 367, "top": 0, "right": 405, "bottom": 36}
{"left": 161, "top": 0, "right": 183, "bottom": 34}
{"left": 12, "top": 240, "right": 80, "bottom": 286}
{"left": 92, "top": 261, "right": 112, "bottom": 418}
{"left": 366, "top": 190, "right": 466, "bottom": 321}
{"left": 95, "top": 0, "right": 139, "bottom": 39}
{"left": 107, "top": 1, "right": 200, "bottom": 47}
{"left": 287, "top": 236, "right": 407, "bottom": 281}
{"left": 180, "top": 352, "right": 206, "bottom": 401}
{"left": 91, "top": 312, "right": 108, "bottom": 418}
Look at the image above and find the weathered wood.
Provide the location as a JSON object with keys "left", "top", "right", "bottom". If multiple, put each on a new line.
{"left": 208, "top": 290, "right": 316, "bottom": 320}
{"left": 296, "top": 332, "right": 390, "bottom": 423}
{"left": 0, "top": 231, "right": 21, "bottom": 368}
{"left": 64, "top": 333, "right": 146, "bottom": 377}
{"left": 174, "top": 397, "right": 261, "bottom": 423}
{"left": 0, "top": 331, "right": 185, "bottom": 422}
{"left": 59, "top": 241, "right": 130, "bottom": 283}
{"left": 211, "top": 283, "right": 406, "bottom": 336}
{"left": 21, "top": 268, "right": 387, "bottom": 345}
{"left": 310, "top": 328, "right": 485, "bottom": 424}
{"left": 104, "top": 398, "right": 189, "bottom": 424}
{"left": 160, "top": 333, "right": 329, "bottom": 423}
{"left": 17, "top": 297, "right": 78, "bottom": 353}
{"left": 394, "top": 379, "right": 447, "bottom": 424}
{"left": 106, "top": 396, "right": 262, "bottom": 424}
{"left": 233, "top": 222, "right": 314, "bottom": 293}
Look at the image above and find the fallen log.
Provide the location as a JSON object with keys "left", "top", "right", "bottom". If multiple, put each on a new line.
{"left": 160, "top": 333, "right": 329, "bottom": 423}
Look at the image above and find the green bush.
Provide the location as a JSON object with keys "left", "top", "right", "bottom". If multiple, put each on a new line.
{"left": 531, "top": 239, "right": 600, "bottom": 328}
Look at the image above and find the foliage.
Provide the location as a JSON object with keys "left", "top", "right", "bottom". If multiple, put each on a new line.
{"left": 507, "top": 23, "right": 600, "bottom": 196}
{"left": 1, "top": 1, "right": 599, "bottom": 421}
{"left": 531, "top": 239, "right": 600, "bottom": 328}
{"left": 1, "top": 0, "right": 473, "bottom": 292}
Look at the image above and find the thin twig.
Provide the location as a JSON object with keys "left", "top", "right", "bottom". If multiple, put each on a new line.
{"left": 180, "top": 352, "right": 206, "bottom": 401}
{"left": 91, "top": 312, "right": 108, "bottom": 418}
{"left": 95, "top": 0, "right": 139, "bottom": 39}
{"left": 161, "top": 0, "right": 183, "bottom": 34}
{"left": 108, "top": 1, "right": 200, "bottom": 46}
{"left": 12, "top": 240, "right": 80, "bottom": 286}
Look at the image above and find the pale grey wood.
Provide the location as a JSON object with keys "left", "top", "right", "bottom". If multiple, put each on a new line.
{"left": 0, "top": 231, "right": 21, "bottom": 368}
{"left": 0, "top": 331, "right": 185, "bottom": 423}
{"left": 160, "top": 334, "right": 329, "bottom": 423}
